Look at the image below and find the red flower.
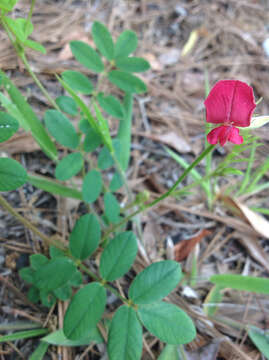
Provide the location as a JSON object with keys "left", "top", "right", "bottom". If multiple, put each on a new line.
{"left": 204, "top": 80, "right": 256, "bottom": 146}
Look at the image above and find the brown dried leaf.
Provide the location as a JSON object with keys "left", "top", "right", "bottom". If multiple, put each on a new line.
{"left": 221, "top": 196, "right": 269, "bottom": 239}
{"left": 0, "top": 132, "right": 40, "bottom": 154}
{"left": 175, "top": 229, "right": 211, "bottom": 262}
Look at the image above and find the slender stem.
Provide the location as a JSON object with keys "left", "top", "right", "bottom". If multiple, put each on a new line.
{"left": 27, "top": 0, "right": 36, "bottom": 24}
{"left": 20, "top": 53, "right": 60, "bottom": 111}
{"left": 102, "top": 144, "right": 215, "bottom": 242}
{"left": 0, "top": 194, "right": 65, "bottom": 250}
{"left": 79, "top": 263, "right": 128, "bottom": 304}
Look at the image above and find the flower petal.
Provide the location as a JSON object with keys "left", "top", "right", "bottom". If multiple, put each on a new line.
{"left": 204, "top": 80, "right": 256, "bottom": 127}
{"left": 228, "top": 126, "right": 243, "bottom": 145}
{"left": 207, "top": 126, "right": 226, "bottom": 145}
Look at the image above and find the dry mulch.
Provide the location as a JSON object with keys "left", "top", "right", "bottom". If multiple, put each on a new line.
{"left": 0, "top": 0, "right": 269, "bottom": 359}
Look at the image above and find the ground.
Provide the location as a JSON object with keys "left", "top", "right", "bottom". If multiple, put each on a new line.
{"left": 0, "top": 0, "right": 269, "bottom": 359}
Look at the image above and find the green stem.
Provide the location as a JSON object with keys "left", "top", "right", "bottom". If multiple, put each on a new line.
{"left": 79, "top": 263, "right": 128, "bottom": 304}
{"left": 102, "top": 144, "right": 215, "bottom": 242}
{"left": 20, "top": 53, "right": 60, "bottom": 111}
{"left": 27, "top": 0, "right": 36, "bottom": 24}
{"left": 0, "top": 193, "right": 65, "bottom": 250}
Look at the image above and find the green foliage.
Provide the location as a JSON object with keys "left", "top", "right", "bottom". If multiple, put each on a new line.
{"left": 55, "top": 95, "right": 78, "bottom": 116}
{"left": 29, "top": 341, "right": 49, "bottom": 360}
{"left": 0, "top": 72, "right": 57, "bottom": 160}
{"left": 44, "top": 110, "right": 79, "bottom": 149}
{"left": 210, "top": 274, "right": 269, "bottom": 294}
{"left": 97, "top": 92, "right": 125, "bottom": 119}
{"left": 70, "top": 40, "right": 104, "bottom": 72}
{"left": 115, "top": 57, "right": 150, "bottom": 73}
{"left": 158, "top": 345, "right": 181, "bottom": 360}
{"left": 20, "top": 255, "right": 82, "bottom": 307}
{"left": 63, "top": 282, "right": 106, "bottom": 340}
{"left": 248, "top": 327, "right": 269, "bottom": 358}
{"left": 114, "top": 30, "right": 138, "bottom": 59}
{"left": 61, "top": 70, "right": 94, "bottom": 94}
{"left": 0, "top": 0, "right": 19, "bottom": 12}
{"left": 82, "top": 169, "right": 103, "bottom": 203}
{"left": 108, "top": 70, "right": 147, "bottom": 94}
{"left": 129, "top": 261, "right": 182, "bottom": 304}
{"left": 42, "top": 328, "right": 103, "bottom": 346}
{"left": 27, "top": 173, "right": 83, "bottom": 200}
{"left": 0, "top": 158, "right": 27, "bottom": 191}
{"left": 0, "top": 329, "right": 48, "bottom": 343}
{"left": 98, "top": 145, "right": 114, "bottom": 169}
{"left": 69, "top": 213, "right": 101, "bottom": 260}
{"left": 109, "top": 171, "right": 123, "bottom": 191}
{"left": 92, "top": 21, "right": 114, "bottom": 60}
{"left": 104, "top": 192, "right": 121, "bottom": 224}
{"left": 108, "top": 306, "right": 142, "bottom": 360}
{"left": 55, "top": 153, "right": 83, "bottom": 181}
{"left": 100, "top": 231, "right": 137, "bottom": 281}
{"left": 116, "top": 93, "right": 133, "bottom": 171}
{"left": 138, "top": 302, "right": 196, "bottom": 345}
{"left": 0, "top": 112, "right": 19, "bottom": 142}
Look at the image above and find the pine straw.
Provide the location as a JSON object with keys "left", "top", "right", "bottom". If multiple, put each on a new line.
{"left": 0, "top": 0, "right": 269, "bottom": 359}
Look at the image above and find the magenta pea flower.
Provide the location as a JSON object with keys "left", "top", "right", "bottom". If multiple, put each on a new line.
{"left": 204, "top": 80, "right": 256, "bottom": 146}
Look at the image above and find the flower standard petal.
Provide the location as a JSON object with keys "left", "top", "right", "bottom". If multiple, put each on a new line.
{"left": 204, "top": 80, "right": 256, "bottom": 127}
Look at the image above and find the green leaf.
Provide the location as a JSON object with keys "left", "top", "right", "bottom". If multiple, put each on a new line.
{"left": 27, "top": 286, "right": 40, "bottom": 303}
{"left": 158, "top": 345, "right": 181, "bottom": 360}
{"left": 248, "top": 326, "right": 269, "bottom": 358}
{"left": 129, "top": 260, "right": 182, "bottom": 304}
{"left": 108, "top": 70, "right": 147, "bottom": 94}
{"left": 19, "top": 267, "right": 35, "bottom": 284}
{"left": 92, "top": 21, "right": 114, "bottom": 60}
{"left": 116, "top": 93, "right": 133, "bottom": 171}
{"left": 97, "top": 146, "right": 114, "bottom": 170}
{"left": 24, "top": 39, "right": 46, "bottom": 54}
{"left": 0, "top": 328, "right": 48, "bottom": 343}
{"left": 30, "top": 254, "right": 49, "bottom": 270}
{"left": 56, "top": 74, "right": 99, "bottom": 133}
{"left": 49, "top": 246, "right": 65, "bottom": 259}
{"left": 109, "top": 171, "right": 123, "bottom": 192}
{"left": 34, "top": 257, "right": 77, "bottom": 293}
{"left": 0, "top": 0, "right": 18, "bottom": 11}
{"left": 0, "top": 92, "right": 29, "bottom": 130}
{"left": 62, "top": 71, "right": 94, "bottom": 95}
{"left": 0, "top": 72, "right": 58, "bottom": 160}
{"left": 63, "top": 282, "right": 106, "bottom": 340}
{"left": 115, "top": 57, "right": 150, "bottom": 73}
{"left": 114, "top": 30, "right": 137, "bottom": 59}
{"left": 217, "top": 167, "right": 243, "bottom": 176}
{"left": 29, "top": 341, "right": 49, "bottom": 360}
{"left": 5, "top": 17, "right": 31, "bottom": 42}
{"left": 69, "top": 213, "right": 101, "bottom": 260}
{"left": 44, "top": 110, "right": 79, "bottom": 149}
{"left": 97, "top": 93, "right": 125, "bottom": 119}
{"left": 203, "top": 285, "right": 224, "bottom": 317}
{"left": 210, "top": 274, "right": 269, "bottom": 294}
{"left": 0, "top": 112, "right": 19, "bottom": 142}
{"left": 100, "top": 231, "right": 137, "bottom": 281}
{"left": 104, "top": 192, "right": 121, "bottom": 224}
{"left": 55, "top": 153, "right": 83, "bottom": 181}
{"left": 82, "top": 169, "right": 103, "bottom": 203}
{"left": 94, "top": 102, "right": 113, "bottom": 152}
{"left": 138, "top": 302, "right": 196, "bottom": 345}
{"left": 108, "top": 305, "right": 142, "bottom": 360}
{"left": 42, "top": 328, "right": 103, "bottom": 346}
{"left": 0, "top": 158, "right": 27, "bottom": 191}
{"left": 56, "top": 96, "right": 78, "bottom": 116}
{"left": 84, "top": 127, "right": 103, "bottom": 152}
{"left": 28, "top": 173, "right": 82, "bottom": 200}
{"left": 70, "top": 40, "right": 104, "bottom": 72}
